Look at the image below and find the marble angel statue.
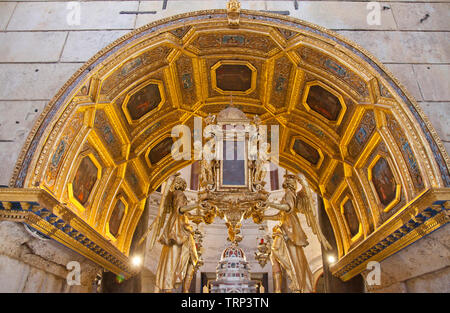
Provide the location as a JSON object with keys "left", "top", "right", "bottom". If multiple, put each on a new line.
{"left": 257, "top": 174, "right": 332, "bottom": 293}
{"left": 139, "top": 174, "right": 199, "bottom": 292}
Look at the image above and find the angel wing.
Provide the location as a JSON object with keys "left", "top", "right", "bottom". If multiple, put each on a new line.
{"left": 137, "top": 175, "right": 175, "bottom": 249}
{"left": 296, "top": 175, "right": 332, "bottom": 251}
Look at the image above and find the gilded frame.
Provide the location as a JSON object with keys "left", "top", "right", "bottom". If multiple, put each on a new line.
{"left": 289, "top": 135, "right": 325, "bottom": 170}
{"left": 67, "top": 152, "right": 102, "bottom": 214}
{"left": 105, "top": 194, "right": 129, "bottom": 242}
{"left": 121, "top": 79, "right": 166, "bottom": 125}
{"left": 211, "top": 60, "right": 257, "bottom": 96}
{"left": 367, "top": 154, "right": 402, "bottom": 213}
{"left": 339, "top": 195, "right": 363, "bottom": 244}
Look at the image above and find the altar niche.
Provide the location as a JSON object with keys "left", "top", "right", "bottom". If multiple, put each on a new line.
{"left": 222, "top": 136, "right": 247, "bottom": 187}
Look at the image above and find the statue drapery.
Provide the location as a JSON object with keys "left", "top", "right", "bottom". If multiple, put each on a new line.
{"left": 263, "top": 174, "right": 330, "bottom": 292}
{"left": 145, "top": 174, "right": 199, "bottom": 292}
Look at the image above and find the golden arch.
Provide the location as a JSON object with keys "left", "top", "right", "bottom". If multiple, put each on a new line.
{"left": 301, "top": 80, "right": 347, "bottom": 126}
{"left": 1, "top": 9, "right": 448, "bottom": 281}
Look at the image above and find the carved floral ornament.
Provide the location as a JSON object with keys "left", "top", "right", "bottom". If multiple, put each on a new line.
{"left": 0, "top": 5, "right": 448, "bottom": 280}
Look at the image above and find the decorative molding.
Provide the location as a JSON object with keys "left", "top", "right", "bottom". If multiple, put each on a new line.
{"left": 330, "top": 188, "right": 449, "bottom": 281}
{"left": 4, "top": 8, "right": 449, "bottom": 282}
{"left": 0, "top": 188, "right": 137, "bottom": 278}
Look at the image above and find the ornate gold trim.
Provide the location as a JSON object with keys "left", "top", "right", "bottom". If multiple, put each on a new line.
{"left": 210, "top": 60, "right": 257, "bottom": 96}
{"left": 4, "top": 8, "right": 449, "bottom": 283}
{"left": 330, "top": 188, "right": 449, "bottom": 281}
{"left": 0, "top": 188, "right": 137, "bottom": 278}
{"left": 301, "top": 81, "right": 347, "bottom": 126}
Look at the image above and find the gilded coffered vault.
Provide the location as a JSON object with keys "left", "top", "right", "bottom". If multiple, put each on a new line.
{"left": 0, "top": 8, "right": 449, "bottom": 280}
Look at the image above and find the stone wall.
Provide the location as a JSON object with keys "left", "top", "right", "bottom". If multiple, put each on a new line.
{"left": 141, "top": 188, "right": 276, "bottom": 292}
{"left": 0, "top": 221, "right": 100, "bottom": 292}
{"left": 0, "top": 0, "right": 448, "bottom": 292}
{"left": 0, "top": 0, "right": 449, "bottom": 185}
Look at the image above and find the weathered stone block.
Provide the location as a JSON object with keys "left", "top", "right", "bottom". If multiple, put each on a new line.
{"left": 385, "top": 64, "right": 422, "bottom": 101}
{"left": 337, "top": 31, "right": 450, "bottom": 63}
{"left": 21, "top": 269, "right": 43, "bottom": 292}
{"left": 371, "top": 282, "right": 407, "bottom": 293}
{"left": 0, "top": 101, "right": 47, "bottom": 140}
{"left": 377, "top": 225, "right": 450, "bottom": 288}
{"left": 419, "top": 102, "right": 450, "bottom": 154}
{"left": 136, "top": 0, "right": 229, "bottom": 28}
{"left": 0, "top": 100, "right": 47, "bottom": 185}
{"left": 280, "top": 1, "right": 397, "bottom": 30}
{"left": 405, "top": 266, "right": 450, "bottom": 292}
{"left": 0, "top": 255, "right": 30, "bottom": 292}
{"left": 0, "top": 221, "right": 101, "bottom": 291}
{"left": 41, "top": 274, "right": 64, "bottom": 293}
{"left": 0, "top": 141, "right": 24, "bottom": 186}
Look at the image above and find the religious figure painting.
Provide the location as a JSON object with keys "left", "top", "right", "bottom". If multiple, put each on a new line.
{"left": 324, "top": 58, "right": 347, "bottom": 77}
{"left": 72, "top": 156, "right": 99, "bottom": 205}
{"left": 355, "top": 127, "right": 368, "bottom": 145}
{"left": 102, "top": 125, "right": 115, "bottom": 145}
{"left": 371, "top": 157, "right": 397, "bottom": 206}
{"left": 306, "top": 85, "right": 341, "bottom": 121}
{"left": 326, "top": 163, "right": 343, "bottom": 195}
{"left": 222, "top": 140, "right": 246, "bottom": 186}
{"left": 221, "top": 35, "right": 245, "bottom": 46}
{"left": 181, "top": 73, "right": 193, "bottom": 89}
{"left": 94, "top": 111, "right": 117, "bottom": 145}
{"left": 348, "top": 111, "right": 376, "bottom": 159}
{"left": 121, "top": 57, "right": 143, "bottom": 77}
{"left": 126, "top": 83, "right": 162, "bottom": 120}
{"left": 45, "top": 139, "right": 67, "bottom": 185}
{"left": 275, "top": 76, "right": 286, "bottom": 92}
{"left": 126, "top": 165, "right": 140, "bottom": 194}
{"left": 148, "top": 137, "right": 173, "bottom": 165}
{"left": 402, "top": 141, "right": 424, "bottom": 188}
{"left": 109, "top": 199, "right": 126, "bottom": 238}
{"left": 342, "top": 199, "right": 359, "bottom": 237}
{"left": 215, "top": 64, "right": 252, "bottom": 92}
{"left": 293, "top": 139, "right": 320, "bottom": 165}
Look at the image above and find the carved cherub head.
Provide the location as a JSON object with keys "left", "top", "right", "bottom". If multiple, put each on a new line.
{"left": 171, "top": 173, "right": 187, "bottom": 191}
